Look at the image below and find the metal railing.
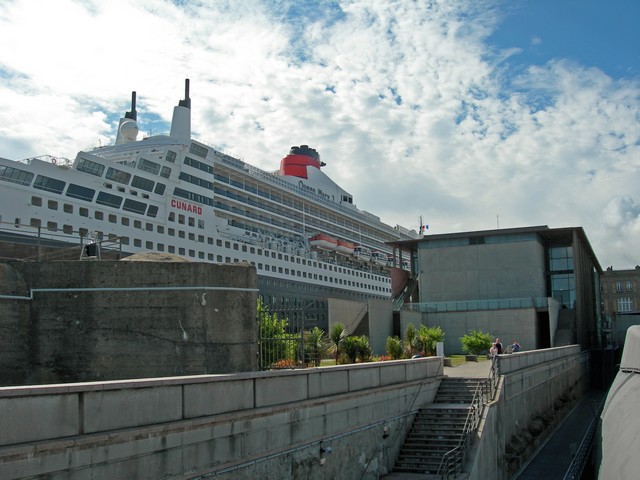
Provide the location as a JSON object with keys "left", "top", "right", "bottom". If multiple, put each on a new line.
{"left": 436, "top": 380, "right": 486, "bottom": 479}
{"left": 562, "top": 399, "right": 605, "bottom": 480}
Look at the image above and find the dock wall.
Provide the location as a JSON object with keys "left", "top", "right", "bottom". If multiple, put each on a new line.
{"left": 0, "top": 357, "right": 443, "bottom": 480}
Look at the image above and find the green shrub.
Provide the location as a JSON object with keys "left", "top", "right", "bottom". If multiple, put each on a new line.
{"left": 417, "top": 325, "right": 445, "bottom": 356}
{"left": 460, "top": 330, "right": 493, "bottom": 355}
{"left": 386, "top": 336, "right": 404, "bottom": 360}
{"left": 356, "top": 335, "right": 373, "bottom": 362}
{"left": 342, "top": 336, "right": 360, "bottom": 363}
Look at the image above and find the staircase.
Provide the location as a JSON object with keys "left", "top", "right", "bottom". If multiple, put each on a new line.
{"left": 393, "top": 377, "right": 489, "bottom": 476}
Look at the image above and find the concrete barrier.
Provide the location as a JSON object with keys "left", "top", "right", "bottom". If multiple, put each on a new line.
{"left": 0, "top": 357, "right": 444, "bottom": 479}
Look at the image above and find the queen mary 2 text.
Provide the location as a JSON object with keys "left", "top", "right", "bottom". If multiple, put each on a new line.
{"left": 171, "top": 199, "right": 202, "bottom": 215}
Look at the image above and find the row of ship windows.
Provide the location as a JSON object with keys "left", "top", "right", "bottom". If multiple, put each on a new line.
{"left": 23, "top": 209, "right": 386, "bottom": 287}
{"left": 30, "top": 196, "right": 386, "bottom": 280}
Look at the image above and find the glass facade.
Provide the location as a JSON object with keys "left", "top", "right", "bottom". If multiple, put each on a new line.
{"left": 549, "top": 246, "right": 575, "bottom": 307}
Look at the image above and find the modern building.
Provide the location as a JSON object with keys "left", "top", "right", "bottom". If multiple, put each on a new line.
{"left": 388, "top": 225, "right": 603, "bottom": 355}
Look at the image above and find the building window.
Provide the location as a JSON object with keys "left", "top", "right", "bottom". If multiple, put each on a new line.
{"left": 616, "top": 282, "right": 623, "bottom": 293}
{"left": 626, "top": 281, "right": 633, "bottom": 292}
{"left": 549, "top": 246, "right": 574, "bottom": 271}
{"left": 618, "top": 298, "right": 633, "bottom": 312}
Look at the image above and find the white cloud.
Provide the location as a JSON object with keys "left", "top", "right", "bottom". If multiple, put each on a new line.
{"left": 0, "top": 0, "right": 638, "bottom": 268}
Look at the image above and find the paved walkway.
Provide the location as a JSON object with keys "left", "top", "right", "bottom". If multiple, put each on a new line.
{"left": 443, "top": 357, "right": 492, "bottom": 378}
{"left": 513, "top": 389, "right": 606, "bottom": 479}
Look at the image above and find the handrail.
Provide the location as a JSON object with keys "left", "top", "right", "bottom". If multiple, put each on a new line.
{"left": 562, "top": 399, "right": 604, "bottom": 480}
{"left": 489, "top": 355, "right": 499, "bottom": 400}
{"left": 436, "top": 380, "right": 484, "bottom": 479}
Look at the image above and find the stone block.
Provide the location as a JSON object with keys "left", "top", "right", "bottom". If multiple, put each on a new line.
{"left": 82, "top": 385, "right": 182, "bottom": 433}
{"left": 183, "top": 378, "right": 254, "bottom": 417}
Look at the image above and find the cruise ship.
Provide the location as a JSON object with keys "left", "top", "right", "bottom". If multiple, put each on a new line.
{"left": 0, "top": 80, "right": 419, "bottom": 324}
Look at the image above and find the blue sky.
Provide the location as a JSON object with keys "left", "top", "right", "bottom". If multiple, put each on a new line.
{"left": 0, "top": 0, "right": 639, "bottom": 268}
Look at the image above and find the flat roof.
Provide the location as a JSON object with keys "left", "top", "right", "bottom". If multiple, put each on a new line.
{"left": 387, "top": 225, "right": 603, "bottom": 273}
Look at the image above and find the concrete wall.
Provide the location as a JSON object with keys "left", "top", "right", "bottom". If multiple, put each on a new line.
{"left": 423, "top": 308, "right": 539, "bottom": 355}
{"left": 419, "top": 238, "right": 547, "bottom": 302}
{"left": 468, "top": 346, "right": 590, "bottom": 480}
{"left": 0, "top": 357, "right": 443, "bottom": 480}
{"left": 0, "top": 260, "right": 258, "bottom": 385}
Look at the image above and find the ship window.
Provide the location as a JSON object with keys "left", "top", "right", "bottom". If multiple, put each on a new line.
{"left": 76, "top": 158, "right": 105, "bottom": 177}
{"left": 132, "top": 175, "right": 154, "bottom": 192}
{"left": 173, "top": 186, "right": 213, "bottom": 206}
{"left": 216, "top": 239, "right": 222, "bottom": 246}
{"left": 179, "top": 172, "right": 214, "bottom": 190}
{"left": 66, "top": 184, "right": 95, "bottom": 202}
{"left": 233, "top": 244, "right": 239, "bottom": 251}
{"left": 63, "top": 224, "right": 73, "bottom": 234}
{"left": 1, "top": 166, "right": 34, "bottom": 186}
{"left": 79, "top": 207, "right": 89, "bottom": 217}
{"left": 122, "top": 217, "right": 130, "bottom": 226}
{"left": 225, "top": 241, "right": 230, "bottom": 248}
{"left": 147, "top": 205, "right": 159, "bottom": 218}
{"left": 168, "top": 228, "right": 175, "bottom": 236}
{"left": 154, "top": 183, "right": 166, "bottom": 195}
{"left": 188, "top": 233, "right": 195, "bottom": 240}
{"left": 225, "top": 256, "right": 231, "bottom": 262}
{"left": 217, "top": 255, "right": 223, "bottom": 262}
{"left": 198, "top": 251, "right": 205, "bottom": 259}
{"left": 189, "top": 143, "right": 208, "bottom": 158}
{"left": 258, "top": 263, "right": 263, "bottom": 270}
{"left": 198, "top": 235, "right": 204, "bottom": 242}
{"left": 157, "top": 226, "right": 164, "bottom": 234}
{"left": 63, "top": 203, "right": 73, "bottom": 213}
{"left": 208, "top": 237, "right": 213, "bottom": 245}
{"left": 179, "top": 231, "right": 185, "bottom": 238}
{"left": 184, "top": 156, "right": 213, "bottom": 174}
{"left": 166, "top": 150, "right": 177, "bottom": 163}
{"left": 188, "top": 217, "right": 195, "bottom": 227}
{"left": 179, "top": 248, "right": 186, "bottom": 255}
{"left": 95, "top": 211, "right": 103, "bottom": 220}
{"left": 160, "top": 166, "right": 171, "bottom": 179}
{"left": 105, "top": 183, "right": 112, "bottom": 189}
{"left": 271, "top": 252, "right": 276, "bottom": 258}
{"left": 265, "top": 265, "right": 270, "bottom": 271}
{"left": 138, "top": 158, "right": 161, "bottom": 176}
{"left": 96, "top": 192, "right": 123, "bottom": 208}
{"left": 31, "top": 196, "right": 42, "bottom": 206}
{"left": 146, "top": 241, "right": 153, "bottom": 249}
{"left": 109, "top": 214, "right": 117, "bottom": 223}
{"left": 242, "top": 245, "right": 247, "bottom": 252}
{"left": 106, "top": 167, "right": 131, "bottom": 185}
{"left": 30, "top": 218, "right": 41, "bottom": 227}
{"left": 168, "top": 212, "right": 175, "bottom": 222}
{"left": 158, "top": 243, "right": 165, "bottom": 251}
{"left": 146, "top": 223, "right": 153, "bottom": 231}
{"left": 168, "top": 245, "right": 175, "bottom": 253}
{"left": 178, "top": 215, "right": 185, "bottom": 224}
{"left": 208, "top": 253, "right": 213, "bottom": 261}
{"left": 47, "top": 221, "right": 57, "bottom": 231}
{"left": 134, "top": 239, "right": 142, "bottom": 247}
{"left": 33, "top": 175, "right": 64, "bottom": 193}
{"left": 123, "top": 199, "right": 147, "bottom": 214}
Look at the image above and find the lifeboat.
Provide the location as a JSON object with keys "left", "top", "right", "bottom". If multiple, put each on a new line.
{"left": 309, "top": 233, "right": 338, "bottom": 250}
{"left": 371, "top": 251, "right": 388, "bottom": 267}
{"left": 353, "top": 245, "right": 371, "bottom": 262}
{"left": 336, "top": 239, "right": 355, "bottom": 255}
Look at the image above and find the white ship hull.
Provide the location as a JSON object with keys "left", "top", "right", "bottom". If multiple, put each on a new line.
{"left": 0, "top": 81, "right": 418, "bottom": 317}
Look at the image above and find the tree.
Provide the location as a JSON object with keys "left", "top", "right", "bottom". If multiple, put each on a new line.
{"left": 329, "top": 323, "right": 347, "bottom": 364}
{"left": 342, "top": 336, "right": 360, "bottom": 363}
{"left": 304, "top": 327, "right": 329, "bottom": 367}
{"left": 386, "top": 336, "right": 404, "bottom": 360}
{"left": 404, "top": 323, "right": 418, "bottom": 357}
{"left": 417, "top": 325, "right": 446, "bottom": 356}
{"left": 356, "top": 335, "right": 373, "bottom": 362}
{"left": 460, "top": 330, "right": 493, "bottom": 355}
{"left": 257, "top": 297, "right": 294, "bottom": 367}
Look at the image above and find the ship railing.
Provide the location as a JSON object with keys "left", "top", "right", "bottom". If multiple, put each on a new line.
{"left": 0, "top": 221, "right": 123, "bottom": 261}
{"left": 17, "top": 154, "right": 72, "bottom": 166}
